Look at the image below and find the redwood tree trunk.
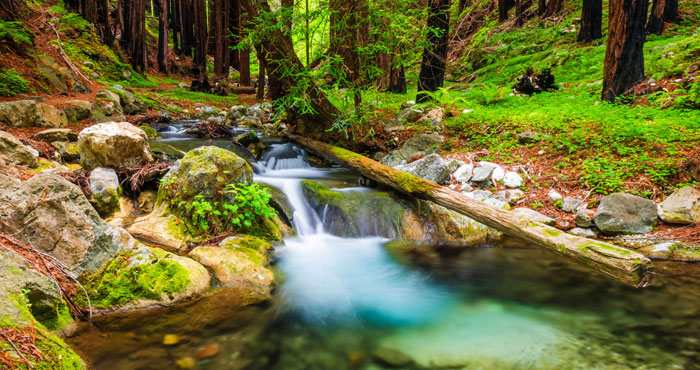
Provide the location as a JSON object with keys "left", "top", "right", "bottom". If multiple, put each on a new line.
{"left": 213, "top": 0, "right": 227, "bottom": 77}
{"left": 256, "top": 46, "right": 266, "bottom": 100}
{"left": 602, "top": 0, "right": 648, "bottom": 101}
{"left": 157, "top": 0, "right": 169, "bottom": 72}
{"left": 417, "top": 0, "right": 450, "bottom": 103}
{"left": 646, "top": 0, "right": 678, "bottom": 34}
{"left": 121, "top": 0, "right": 147, "bottom": 70}
{"left": 239, "top": 6, "right": 251, "bottom": 86}
{"left": 538, "top": 0, "right": 546, "bottom": 15}
{"left": 544, "top": 0, "right": 562, "bottom": 17}
{"left": 577, "top": 0, "right": 602, "bottom": 42}
{"left": 194, "top": 0, "right": 208, "bottom": 80}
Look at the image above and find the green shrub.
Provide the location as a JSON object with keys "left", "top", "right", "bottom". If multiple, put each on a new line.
{"left": 0, "top": 20, "right": 33, "bottom": 46}
{"left": 0, "top": 68, "right": 30, "bottom": 96}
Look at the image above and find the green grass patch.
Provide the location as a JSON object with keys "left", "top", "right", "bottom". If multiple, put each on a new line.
{"left": 0, "top": 68, "right": 31, "bottom": 96}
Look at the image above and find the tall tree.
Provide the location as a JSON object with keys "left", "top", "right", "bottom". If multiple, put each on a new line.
{"left": 646, "top": 0, "right": 679, "bottom": 35}
{"left": 577, "top": 0, "right": 602, "bottom": 43}
{"left": 213, "top": 0, "right": 229, "bottom": 77}
{"left": 193, "top": 0, "right": 208, "bottom": 80}
{"left": 602, "top": 0, "right": 648, "bottom": 101}
{"left": 121, "top": 0, "right": 147, "bottom": 70}
{"left": 417, "top": 0, "right": 450, "bottom": 103}
{"left": 239, "top": 4, "right": 251, "bottom": 86}
{"left": 544, "top": 0, "right": 563, "bottom": 17}
{"left": 498, "top": 0, "right": 515, "bottom": 21}
{"left": 156, "top": 0, "right": 168, "bottom": 72}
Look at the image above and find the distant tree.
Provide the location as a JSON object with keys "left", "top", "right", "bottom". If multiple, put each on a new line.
{"left": 646, "top": 0, "right": 679, "bottom": 35}
{"left": 193, "top": 0, "right": 208, "bottom": 80}
{"left": 544, "top": 0, "right": 563, "bottom": 17}
{"left": 577, "top": 0, "right": 602, "bottom": 42}
{"left": 417, "top": 0, "right": 450, "bottom": 103}
{"left": 120, "top": 0, "right": 147, "bottom": 70}
{"left": 156, "top": 0, "right": 168, "bottom": 72}
{"left": 238, "top": 4, "right": 251, "bottom": 86}
{"left": 602, "top": 0, "right": 648, "bottom": 101}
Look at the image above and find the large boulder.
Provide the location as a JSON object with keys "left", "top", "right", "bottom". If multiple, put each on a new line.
{"left": 593, "top": 193, "right": 658, "bottom": 235}
{"left": 381, "top": 132, "right": 443, "bottom": 167}
{"left": 0, "top": 130, "right": 39, "bottom": 167}
{"left": 80, "top": 244, "right": 210, "bottom": 310}
{"left": 35, "top": 103, "right": 68, "bottom": 128}
{"left": 189, "top": 236, "right": 274, "bottom": 297}
{"left": 658, "top": 187, "right": 700, "bottom": 224}
{"left": 63, "top": 100, "right": 92, "bottom": 123}
{"left": 0, "top": 173, "right": 133, "bottom": 274}
{"left": 77, "top": 121, "right": 153, "bottom": 169}
{"left": 157, "top": 146, "right": 253, "bottom": 207}
{"left": 89, "top": 167, "right": 121, "bottom": 216}
{"left": 394, "top": 153, "right": 450, "bottom": 184}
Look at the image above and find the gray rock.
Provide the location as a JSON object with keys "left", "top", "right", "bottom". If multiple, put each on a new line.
{"left": 395, "top": 154, "right": 450, "bottom": 184}
{"left": 503, "top": 171, "right": 523, "bottom": 188}
{"left": 178, "top": 82, "right": 189, "bottom": 89}
{"left": 658, "top": 187, "right": 700, "bottom": 224}
{"left": 34, "top": 103, "right": 68, "bottom": 128}
{"left": 574, "top": 208, "right": 594, "bottom": 228}
{"left": 447, "top": 159, "right": 465, "bottom": 173}
{"left": 423, "top": 107, "right": 443, "bottom": 128}
{"left": 491, "top": 165, "right": 505, "bottom": 182}
{"left": 512, "top": 207, "right": 556, "bottom": 226}
{"left": 397, "top": 107, "right": 422, "bottom": 123}
{"left": 198, "top": 106, "right": 219, "bottom": 118}
{"left": 0, "top": 248, "right": 64, "bottom": 327}
{"left": 373, "top": 346, "right": 415, "bottom": 368}
{"left": 562, "top": 196, "right": 583, "bottom": 213}
{"left": 137, "top": 190, "right": 157, "bottom": 213}
{"left": 33, "top": 128, "right": 77, "bottom": 143}
{"left": 569, "top": 227, "right": 597, "bottom": 238}
{"left": 78, "top": 122, "right": 153, "bottom": 170}
{"left": 518, "top": 131, "right": 541, "bottom": 144}
{"left": 89, "top": 167, "right": 121, "bottom": 217}
{"left": 0, "top": 130, "right": 39, "bottom": 167}
{"left": 471, "top": 189, "right": 493, "bottom": 201}
{"left": 453, "top": 162, "right": 473, "bottom": 183}
{"left": 0, "top": 100, "right": 67, "bottom": 128}
{"left": 92, "top": 90, "right": 124, "bottom": 122}
{"left": 548, "top": 189, "right": 563, "bottom": 203}
{"left": 0, "top": 173, "right": 133, "bottom": 274}
{"left": 383, "top": 118, "right": 404, "bottom": 132}
{"left": 53, "top": 141, "right": 80, "bottom": 163}
{"left": 471, "top": 162, "right": 498, "bottom": 182}
{"left": 498, "top": 189, "right": 526, "bottom": 205}
{"left": 112, "top": 86, "right": 147, "bottom": 115}
{"left": 483, "top": 197, "right": 510, "bottom": 210}
{"left": 381, "top": 132, "right": 443, "bottom": 166}
{"left": 63, "top": 100, "right": 92, "bottom": 123}
{"left": 593, "top": 193, "right": 658, "bottom": 235}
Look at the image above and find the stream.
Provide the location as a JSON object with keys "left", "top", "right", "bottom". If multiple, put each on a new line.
{"left": 67, "top": 124, "right": 700, "bottom": 370}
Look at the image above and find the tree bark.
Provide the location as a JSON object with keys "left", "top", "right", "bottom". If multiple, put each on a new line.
{"left": 646, "top": 0, "right": 679, "bottom": 35}
{"left": 239, "top": 0, "right": 341, "bottom": 137}
{"left": 193, "top": 0, "right": 208, "bottom": 80}
{"left": 256, "top": 46, "right": 266, "bottom": 100}
{"left": 213, "top": 0, "right": 228, "bottom": 77}
{"left": 121, "top": 0, "right": 147, "bottom": 71}
{"left": 417, "top": 0, "right": 450, "bottom": 103}
{"left": 538, "top": 0, "right": 546, "bottom": 15}
{"left": 577, "top": 0, "right": 602, "bottom": 42}
{"left": 602, "top": 0, "right": 648, "bottom": 101}
{"left": 498, "top": 0, "right": 508, "bottom": 21}
{"left": 157, "top": 0, "right": 169, "bottom": 72}
{"left": 544, "top": 0, "right": 563, "bottom": 17}
{"left": 289, "top": 134, "right": 655, "bottom": 288}
{"left": 239, "top": 5, "right": 251, "bottom": 86}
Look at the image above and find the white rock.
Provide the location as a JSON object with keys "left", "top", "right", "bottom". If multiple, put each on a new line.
{"left": 548, "top": 190, "right": 563, "bottom": 203}
{"left": 569, "top": 228, "right": 596, "bottom": 238}
{"left": 453, "top": 163, "right": 474, "bottom": 183}
{"left": 491, "top": 166, "right": 505, "bottom": 182}
{"left": 503, "top": 172, "right": 523, "bottom": 188}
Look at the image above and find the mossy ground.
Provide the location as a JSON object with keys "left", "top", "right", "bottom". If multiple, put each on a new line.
{"left": 78, "top": 248, "right": 191, "bottom": 309}
{"left": 0, "top": 294, "right": 84, "bottom": 370}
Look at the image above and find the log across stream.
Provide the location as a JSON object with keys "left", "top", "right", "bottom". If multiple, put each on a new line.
{"left": 289, "top": 135, "right": 655, "bottom": 288}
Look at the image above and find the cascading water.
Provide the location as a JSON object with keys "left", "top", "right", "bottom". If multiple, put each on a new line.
{"left": 255, "top": 143, "right": 454, "bottom": 326}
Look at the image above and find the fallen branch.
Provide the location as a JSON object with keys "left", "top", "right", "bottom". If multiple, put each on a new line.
{"left": 289, "top": 135, "right": 655, "bottom": 288}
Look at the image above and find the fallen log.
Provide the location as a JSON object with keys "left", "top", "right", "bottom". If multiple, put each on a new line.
{"left": 232, "top": 86, "right": 257, "bottom": 94}
{"left": 289, "top": 134, "right": 655, "bottom": 288}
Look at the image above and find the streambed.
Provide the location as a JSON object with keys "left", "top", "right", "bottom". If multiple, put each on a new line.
{"left": 67, "top": 126, "right": 700, "bottom": 370}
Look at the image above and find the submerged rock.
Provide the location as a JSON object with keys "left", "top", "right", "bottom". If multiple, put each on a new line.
{"left": 373, "top": 346, "right": 416, "bottom": 368}
{"left": 394, "top": 153, "right": 450, "bottom": 184}
{"left": 189, "top": 236, "right": 274, "bottom": 297}
{"left": 0, "top": 130, "right": 39, "bottom": 167}
{"left": 80, "top": 244, "right": 210, "bottom": 310}
{"left": 78, "top": 121, "right": 153, "bottom": 170}
{"left": 658, "top": 187, "right": 700, "bottom": 224}
{"left": 0, "top": 173, "right": 133, "bottom": 274}
{"left": 594, "top": 193, "right": 658, "bottom": 235}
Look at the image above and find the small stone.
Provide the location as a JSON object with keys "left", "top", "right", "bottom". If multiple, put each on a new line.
{"left": 491, "top": 165, "right": 505, "bottom": 182}
{"left": 394, "top": 154, "right": 450, "bottom": 184}
{"left": 383, "top": 118, "right": 404, "bottom": 132}
{"left": 163, "top": 334, "right": 180, "bottom": 346}
{"left": 569, "top": 227, "right": 596, "bottom": 237}
{"left": 453, "top": 163, "right": 474, "bottom": 183}
{"left": 175, "top": 357, "right": 196, "bottom": 369}
{"left": 471, "top": 162, "right": 498, "bottom": 182}
{"left": 460, "top": 183, "right": 473, "bottom": 192}
{"left": 512, "top": 207, "right": 556, "bottom": 226}
{"left": 575, "top": 208, "right": 594, "bottom": 228}
{"left": 652, "top": 242, "right": 675, "bottom": 252}
{"left": 503, "top": 171, "right": 523, "bottom": 188}
{"left": 548, "top": 190, "right": 563, "bottom": 203}
{"left": 197, "top": 343, "right": 220, "bottom": 359}
{"left": 518, "top": 131, "right": 541, "bottom": 144}
{"left": 498, "top": 189, "right": 526, "bottom": 205}
{"left": 484, "top": 197, "right": 510, "bottom": 210}
{"left": 561, "top": 197, "right": 583, "bottom": 213}
{"left": 447, "top": 159, "right": 465, "bottom": 173}
{"left": 397, "top": 108, "right": 422, "bottom": 123}
{"left": 373, "top": 346, "right": 415, "bottom": 368}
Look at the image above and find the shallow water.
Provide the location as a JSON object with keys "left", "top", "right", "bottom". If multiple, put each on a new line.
{"left": 67, "top": 142, "right": 700, "bottom": 370}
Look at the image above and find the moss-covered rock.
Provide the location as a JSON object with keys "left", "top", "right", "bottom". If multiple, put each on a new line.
{"left": 79, "top": 244, "right": 210, "bottom": 310}
{"left": 403, "top": 199, "right": 495, "bottom": 246}
{"left": 53, "top": 141, "right": 81, "bottom": 163}
{"left": 189, "top": 236, "right": 274, "bottom": 298}
{"left": 89, "top": 167, "right": 121, "bottom": 217}
{"left": 139, "top": 125, "right": 158, "bottom": 139}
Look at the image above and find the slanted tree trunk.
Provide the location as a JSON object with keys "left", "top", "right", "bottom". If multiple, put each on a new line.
{"left": 602, "top": 0, "right": 648, "bottom": 101}
{"left": 290, "top": 135, "right": 655, "bottom": 288}
{"left": 239, "top": 0, "right": 341, "bottom": 137}
{"left": 577, "top": 0, "right": 602, "bottom": 42}
{"left": 157, "top": 0, "right": 168, "bottom": 72}
{"left": 646, "top": 0, "right": 679, "bottom": 35}
{"left": 417, "top": 0, "right": 450, "bottom": 103}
